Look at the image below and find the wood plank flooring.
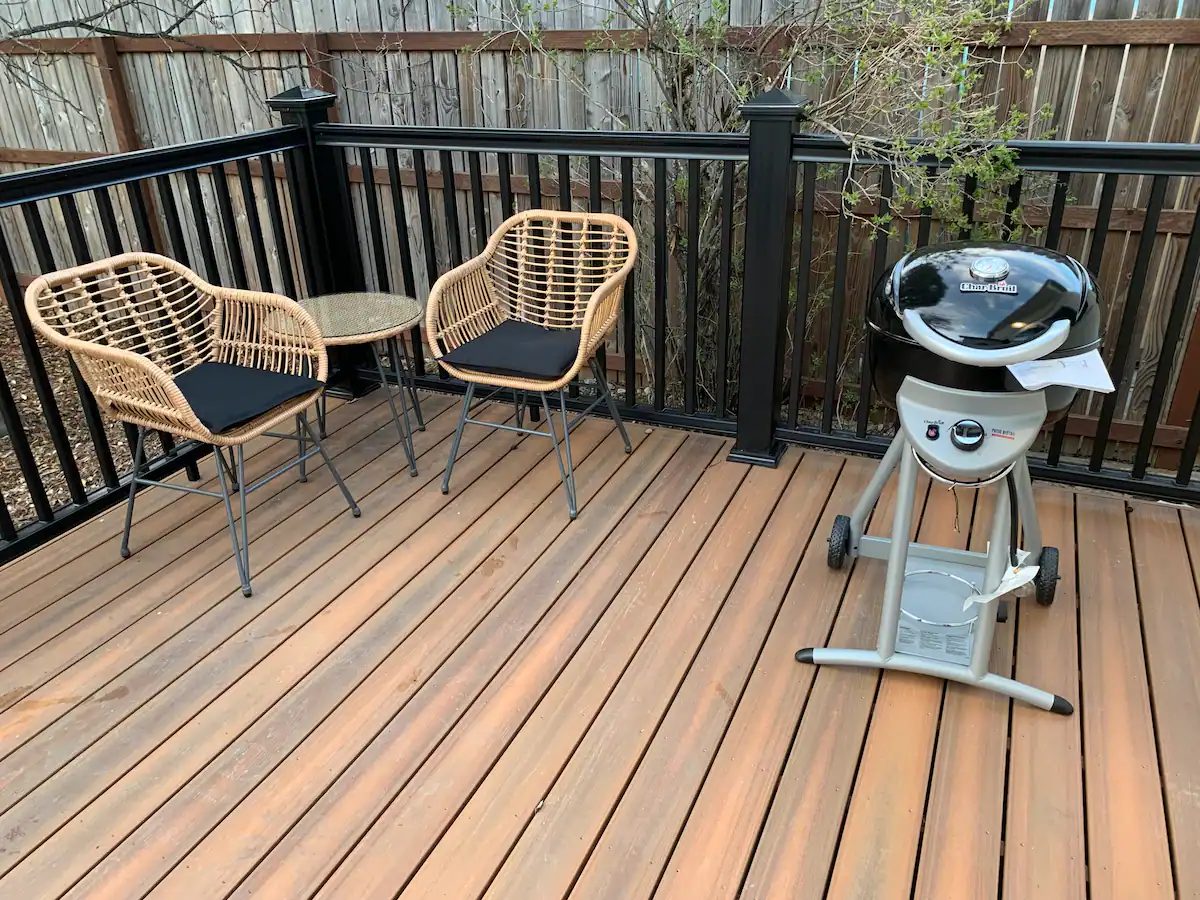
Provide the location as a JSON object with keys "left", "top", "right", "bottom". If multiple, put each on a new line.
{"left": 0, "top": 392, "right": 1194, "bottom": 899}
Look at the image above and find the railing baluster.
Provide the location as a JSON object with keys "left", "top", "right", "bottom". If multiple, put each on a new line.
{"left": 557, "top": 155, "right": 572, "bottom": 212}
{"left": 93, "top": 186, "right": 147, "bottom": 458}
{"left": 959, "top": 173, "right": 977, "bottom": 239}
{"left": 281, "top": 148, "right": 320, "bottom": 295}
{"left": 1, "top": 220, "right": 85, "bottom": 507}
{"left": 498, "top": 152, "right": 514, "bottom": 217}
{"left": 210, "top": 165, "right": 247, "bottom": 289}
{"left": 1002, "top": 176, "right": 1023, "bottom": 241}
{"left": 0, "top": 483, "right": 15, "bottom": 541}
{"left": 237, "top": 158, "right": 272, "bottom": 290}
{"left": 653, "top": 157, "right": 668, "bottom": 411}
{"left": 1045, "top": 171, "right": 1069, "bottom": 250}
{"left": 0, "top": 350, "right": 50, "bottom": 522}
{"left": 1136, "top": 206, "right": 1200, "bottom": 478}
{"left": 359, "top": 147, "right": 390, "bottom": 292}
{"left": 527, "top": 154, "right": 542, "bottom": 207}
{"left": 56, "top": 195, "right": 120, "bottom": 490}
{"left": 413, "top": 149, "right": 441, "bottom": 378}
{"left": 468, "top": 151, "right": 487, "bottom": 255}
{"left": 788, "top": 162, "right": 816, "bottom": 430}
{"left": 384, "top": 148, "right": 423, "bottom": 377}
{"left": 258, "top": 153, "right": 296, "bottom": 298}
{"left": 385, "top": 150, "right": 417, "bottom": 298}
{"left": 684, "top": 158, "right": 700, "bottom": 415}
{"left": 439, "top": 149, "right": 463, "bottom": 268}
{"left": 917, "top": 165, "right": 936, "bottom": 247}
{"left": 183, "top": 168, "right": 221, "bottom": 283}
{"left": 588, "top": 155, "right": 607, "bottom": 384}
{"left": 716, "top": 159, "right": 734, "bottom": 420}
{"left": 588, "top": 156, "right": 602, "bottom": 212}
{"left": 1090, "top": 173, "right": 1169, "bottom": 472}
{"left": 1177, "top": 390, "right": 1200, "bottom": 485}
{"left": 413, "top": 150, "right": 439, "bottom": 293}
{"left": 621, "top": 156, "right": 637, "bottom": 407}
{"left": 1048, "top": 171, "right": 1116, "bottom": 467}
{"left": 859, "top": 166, "right": 892, "bottom": 438}
{"left": 823, "top": 165, "right": 853, "bottom": 434}
{"left": 155, "top": 174, "right": 190, "bottom": 266}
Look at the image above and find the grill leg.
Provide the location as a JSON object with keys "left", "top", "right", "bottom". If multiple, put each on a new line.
{"left": 442, "top": 382, "right": 475, "bottom": 495}
{"left": 544, "top": 389, "right": 578, "bottom": 520}
{"left": 299, "top": 412, "right": 360, "bottom": 518}
{"left": 373, "top": 343, "right": 418, "bottom": 477}
{"left": 215, "top": 443, "right": 252, "bottom": 597}
{"left": 590, "top": 357, "right": 631, "bottom": 453}
{"left": 120, "top": 427, "right": 146, "bottom": 559}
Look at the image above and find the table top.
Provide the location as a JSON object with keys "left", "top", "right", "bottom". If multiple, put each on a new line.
{"left": 299, "top": 292, "right": 423, "bottom": 345}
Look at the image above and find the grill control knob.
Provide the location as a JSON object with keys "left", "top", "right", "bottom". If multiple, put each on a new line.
{"left": 950, "top": 420, "right": 985, "bottom": 452}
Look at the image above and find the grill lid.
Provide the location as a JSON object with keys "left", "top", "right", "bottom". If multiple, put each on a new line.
{"left": 869, "top": 241, "right": 1101, "bottom": 355}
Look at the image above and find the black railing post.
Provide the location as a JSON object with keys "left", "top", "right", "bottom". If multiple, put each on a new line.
{"left": 729, "top": 89, "right": 805, "bottom": 466}
{"left": 267, "top": 85, "right": 372, "bottom": 396}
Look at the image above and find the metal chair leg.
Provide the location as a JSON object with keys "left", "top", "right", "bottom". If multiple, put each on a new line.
{"left": 373, "top": 343, "right": 418, "bottom": 477}
{"left": 543, "top": 390, "right": 578, "bottom": 519}
{"left": 317, "top": 392, "right": 328, "bottom": 439}
{"left": 120, "top": 427, "right": 146, "bottom": 559}
{"left": 217, "top": 446, "right": 239, "bottom": 491}
{"left": 590, "top": 357, "right": 632, "bottom": 453}
{"left": 392, "top": 336, "right": 425, "bottom": 432}
{"left": 215, "top": 443, "right": 252, "bottom": 597}
{"left": 514, "top": 389, "right": 525, "bottom": 429}
{"left": 299, "top": 412, "right": 361, "bottom": 518}
{"left": 442, "top": 382, "right": 475, "bottom": 495}
{"left": 296, "top": 413, "right": 307, "bottom": 482}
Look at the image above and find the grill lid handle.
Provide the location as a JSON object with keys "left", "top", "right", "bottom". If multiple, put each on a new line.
{"left": 901, "top": 310, "right": 1071, "bottom": 367}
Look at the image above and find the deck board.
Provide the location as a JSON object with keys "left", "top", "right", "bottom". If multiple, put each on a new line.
{"left": 0, "top": 394, "right": 1189, "bottom": 900}
{"left": 1001, "top": 486, "right": 1086, "bottom": 900}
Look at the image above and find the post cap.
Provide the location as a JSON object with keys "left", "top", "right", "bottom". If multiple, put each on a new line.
{"left": 740, "top": 88, "right": 809, "bottom": 121}
{"left": 266, "top": 85, "right": 337, "bottom": 111}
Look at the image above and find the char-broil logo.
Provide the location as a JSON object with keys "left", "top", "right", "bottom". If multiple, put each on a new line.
{"left": 960, "top": 280, "right": 1018, "bottom": 294}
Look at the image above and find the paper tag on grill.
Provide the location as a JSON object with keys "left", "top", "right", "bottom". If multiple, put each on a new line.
{"left": 1006, "top": 349, "right": 1114, "bottom": 393}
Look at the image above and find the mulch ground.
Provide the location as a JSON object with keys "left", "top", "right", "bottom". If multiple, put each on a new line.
{"left": 1, "top": 311, "right": 137, "bottom": 533}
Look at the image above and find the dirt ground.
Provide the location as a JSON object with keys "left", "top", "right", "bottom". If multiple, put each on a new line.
{"left": 1, "top": 311, "right": 137, "bottom": 533}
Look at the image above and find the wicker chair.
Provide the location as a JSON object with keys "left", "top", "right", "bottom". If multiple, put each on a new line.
{"left": 24, "top": 252, "right": 359, "bottom": 596}
{"left": 426, "top": 210, "right": 637, "bottom": 518}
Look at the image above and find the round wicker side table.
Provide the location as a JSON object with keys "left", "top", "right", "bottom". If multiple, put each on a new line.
{"left": 299, "top": 291, "right": 425, "bottom": 476}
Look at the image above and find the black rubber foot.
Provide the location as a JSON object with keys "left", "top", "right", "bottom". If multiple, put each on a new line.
{"left": 299, "top": 476, "right": 308, "bottom": 483}
{"left": 352, "top": 508, "right": 362, "bottom": 518}
{"left": 796, "top": 648, "right": 816, "bottom": 664}
{"left": 409, "top": 469, "right": 419, "bottom": 478}
{"left": 242, "top": 586, "right": 253, "bottom": 598}
{"left": 418, "top": 425, "right": 426, "bottom": 432}
{"left": 120, "top": 547, "right": 131, "bottom": 559}
{"left": 441, "top": 486, "right": 450, "bottom": 495}
{"left": 1050, "top": 695, "right": 1074, "bottom": 716}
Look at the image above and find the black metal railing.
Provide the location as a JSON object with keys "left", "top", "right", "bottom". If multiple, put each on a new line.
{"left": 4, "top": 84, "right": 1200, "bottom": 563}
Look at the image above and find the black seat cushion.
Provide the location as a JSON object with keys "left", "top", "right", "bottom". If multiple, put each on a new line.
{"left": 174, "top": 362, "right": 321, "bottom": 434}
{"left": 441, "top": 319, "right": 581, "bottom": 381}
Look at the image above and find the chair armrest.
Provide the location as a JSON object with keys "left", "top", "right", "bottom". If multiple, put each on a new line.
{"left": 578, "top": 263, "right": 636, "bottom": 360}
{"left": 425, "top": 254, "right": 500, "bottom": 358}
{"left": 66, "top": 340, "right": 205, "bottom": 434}
{"left": 211, "top": 286, "right": 328, "bottom": 382}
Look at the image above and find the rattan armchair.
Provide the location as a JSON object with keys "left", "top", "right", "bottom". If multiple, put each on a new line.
{"left": 24, "top": 252, "right": 359, "bottom": 596}
{"left": 426, "top": 210, "right": 637, "bottom": 518}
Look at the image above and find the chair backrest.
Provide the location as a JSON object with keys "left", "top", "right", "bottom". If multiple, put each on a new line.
{"left": 25, "top": 253, "right": 217, "bottom": 377}
{"left": 485, "top": 211, "right": 636, "bottom": 329}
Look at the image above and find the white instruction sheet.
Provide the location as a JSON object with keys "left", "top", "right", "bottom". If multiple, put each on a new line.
{"left": 1007, "top": 348, "right": 1114, "bottom": 393}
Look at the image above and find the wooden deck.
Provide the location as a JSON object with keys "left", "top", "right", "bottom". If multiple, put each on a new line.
{"left": 0, "top": 391, "right": 1196, "bottom": 900}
